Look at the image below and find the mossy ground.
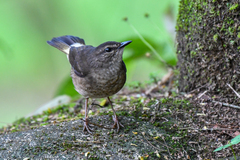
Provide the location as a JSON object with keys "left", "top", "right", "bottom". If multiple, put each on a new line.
{"left": 1, "top": 80, "right": 240, "bottom": 159}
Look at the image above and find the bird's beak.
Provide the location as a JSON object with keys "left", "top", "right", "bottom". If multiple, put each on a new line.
{"left": 119, "top": 41, "right": 132, "bottom": 49}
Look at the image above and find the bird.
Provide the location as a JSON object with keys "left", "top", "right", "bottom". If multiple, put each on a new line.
{"left": 47, "top": 35, "right": 132, "bottom": 134}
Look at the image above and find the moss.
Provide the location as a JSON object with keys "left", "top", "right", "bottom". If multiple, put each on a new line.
{"left": 230, "top": 40, "right": 235, "bottom": 45}
{"left": 229, "top": 3, "right": 238, "bottom": 11}
{"left": 237, "top": 32, "right": 240, "bottom": 38}
{"left": 213, "top": 34, "right": 218, "bottom": 42}
{"left": 42, "top": 116, "right": 48, "bottom": 122}
{"left": 40, "top": 123, "right": 49, "bottom": 126}
{"left": 228, "top": 27, "right": 234, "bottom": 35}
{"left": 160, "top": 98, "right": 167, "bottom": 103}
{"left": 190, "top": 51, "right": 197, "bottom": 57}
{"left": 118, "top": 111, "right": 130, "bottom": 116}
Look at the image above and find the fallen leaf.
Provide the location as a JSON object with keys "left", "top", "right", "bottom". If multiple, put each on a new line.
{"left": 100, "top": 99, "right": 107, "bottom": 106}
{"left": 130, "top": 143, "right": 138, "bottom": 146}
{"left": 85, "top": 152, "right": 90, "bottom": 157}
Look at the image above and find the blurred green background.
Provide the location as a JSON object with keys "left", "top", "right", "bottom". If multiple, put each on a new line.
{"left": 0, "top": 0, "right": 179, "bottom": 127}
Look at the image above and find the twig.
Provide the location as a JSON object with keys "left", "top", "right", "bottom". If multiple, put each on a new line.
{"left": 181, "top": 145, "right": 189, "bottom": 159}
{"left": 188, "top": 84, "right": 208, "bottom": 93}
{"left": 69, "top": 139, "right": 101, "bottom": 144}
{"left": 212, "top": 100, "right": 240, "bottom": 109}
{"left": 153, "top": 138, "right": 180, "bottom": 151}
{"left": 227, "top": 83, "right": 240, "bottom": 98}
{"left": 196, "top": 90, "right": 208, "bottom": 100}
{"left": 161, "top": 136, "right": 173, "bottom": 159}
{"left": 91, "top": 103, "right": 104, "bottom": 108}
{"left": 179, "top": 127, "right": 240, "bottom": 131}
{"left": 141, "top": 132, "right": 164, "bottom": 152}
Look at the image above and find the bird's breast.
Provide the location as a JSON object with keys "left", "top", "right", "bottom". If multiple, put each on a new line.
{"left": 71, "top": 65, "right": 126, "bottom": 98}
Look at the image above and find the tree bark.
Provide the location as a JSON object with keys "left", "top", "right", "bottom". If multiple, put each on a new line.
{"left": 176, "top": 0, "right": 240, "bottom": 101}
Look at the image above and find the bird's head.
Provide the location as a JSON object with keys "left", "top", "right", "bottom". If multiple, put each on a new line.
{"left": 91, "top": 41, "right": 132, "bottom": 65}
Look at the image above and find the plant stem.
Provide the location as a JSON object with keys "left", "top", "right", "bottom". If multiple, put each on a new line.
{"left": 230, "top": 146, "right": 236, "bottom": 160}
{"left": 127, "top": 21, "right": 169, "bottom": 67}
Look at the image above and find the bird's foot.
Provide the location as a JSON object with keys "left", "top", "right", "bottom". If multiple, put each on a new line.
{"left": 112, "top": 115, "right": 124, "bottom": 132}
{"left": 83, "top": 118, "right": 93, "bottom": 134}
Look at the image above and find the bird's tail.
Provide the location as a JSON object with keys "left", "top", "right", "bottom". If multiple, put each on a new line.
{"left": 47, "top": 35, "right": 85, "bottom": 54}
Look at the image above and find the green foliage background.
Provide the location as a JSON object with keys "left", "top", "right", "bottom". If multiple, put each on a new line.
{"left": 0, "top": 0, "right": 179, "bottom": 127}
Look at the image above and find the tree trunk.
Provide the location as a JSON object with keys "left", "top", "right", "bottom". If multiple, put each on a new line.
{"left": 176, "top": 0, "right": 240, "bottom": 101}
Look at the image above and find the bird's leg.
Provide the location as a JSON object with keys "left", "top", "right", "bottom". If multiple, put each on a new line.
{"left": 107, "top": 97, "right": 124, "bottom": 132}
{"left": 83, "top": 98, "right": 93, "bottom": 134}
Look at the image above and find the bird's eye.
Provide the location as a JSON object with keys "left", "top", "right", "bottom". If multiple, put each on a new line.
{"left": 105, "top": 47, "right": 112, "bottom": 52}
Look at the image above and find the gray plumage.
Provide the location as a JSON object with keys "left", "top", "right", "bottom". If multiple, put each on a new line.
{"left": 47, "top": 35, "right": 131, "bottom": 134}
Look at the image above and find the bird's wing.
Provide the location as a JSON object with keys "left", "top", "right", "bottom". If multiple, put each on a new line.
{"left": 68, "top": 46, "right": 91, "bottom": 77}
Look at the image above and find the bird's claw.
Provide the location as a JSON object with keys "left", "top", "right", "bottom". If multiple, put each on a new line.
{"left": 112, "top": 115, "right": 124, "bottom": 132}
{"left": 83, "top": 118, "right": 93, "bottom": 134}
